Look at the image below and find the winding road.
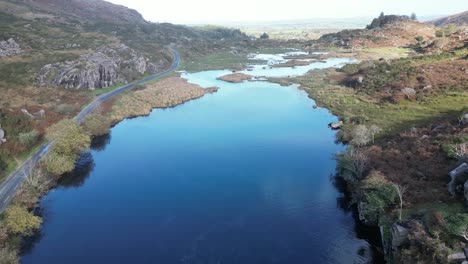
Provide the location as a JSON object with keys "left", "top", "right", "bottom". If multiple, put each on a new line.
{"left": 0, "top": 49, "right": 180, "bottom": 213}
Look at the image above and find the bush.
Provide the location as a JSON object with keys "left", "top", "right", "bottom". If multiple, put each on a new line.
{"left": 3, "top": 206, "right": 41, "bottom": 235}
{"left": 0, "top": 247, "right": 18, "bottom": 264}
{"left": 358, "top": 171, "right": 398, "bottom": 224}
{"left": 44, "top": 119, "right": 90, "bottom": 175}
{"left": 260, "top": 33, "right": 269, "bottom": 39}
{"left": 43, "top": 151, "right": 76, "bottom": 175}
{"left": 82, "top": 114, "right": 111, "bottom": 136}
{"left": 445, "top": 213, "right": 468, "bottom": 241}
{"left": 55, "top": 104, "right": 75, "bottom": 116}
{"left": 18, "top": 130, "right": 39, "bottom": 147}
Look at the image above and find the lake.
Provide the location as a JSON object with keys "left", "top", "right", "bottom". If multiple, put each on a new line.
{"left": 21, "top": 52, "right": 382, "bottom": 264}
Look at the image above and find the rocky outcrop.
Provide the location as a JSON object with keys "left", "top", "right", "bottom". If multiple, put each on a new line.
{"left": 391, "top": 223, "right": 409, "bottom": 248}
{"left": 0, "top": 38, "right": 23, "bottom": 57}
{"left": 448, "top": 163, "right": 468, "bottom": 195}
{"left": 461, "top": 113, "right": 468, "bottom": 126}
{"left": 0, "top": 128, "right": 6, "bottom": 145}
{"left": 36, "top": 44, "right": 163, "bottom": 90}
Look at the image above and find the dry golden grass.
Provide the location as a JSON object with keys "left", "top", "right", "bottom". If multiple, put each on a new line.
{"left": 110, "top": 77, "right": 217, "bottom": 122}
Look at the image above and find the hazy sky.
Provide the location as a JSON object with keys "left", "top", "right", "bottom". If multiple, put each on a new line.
{"left": 106, "top": 0, "right": 466, "bottom": 24}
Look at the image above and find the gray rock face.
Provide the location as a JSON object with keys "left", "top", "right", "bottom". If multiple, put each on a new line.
{"left": 36, "top": 44, "right": 163, "bottom": 90}
{"left": 462, "top": 113, "right": 468, "bottom": 126}
{"left": 448, "top": 163, "right": 468, "bottom": 195}
{"left": 391, "top": 224, "right": 409, "bottom": 248}
{"left": 0, "top": 38, "right": 23, "bottom": 57}
{"left": 0, "top": 128, "right": 6, "bottom": 145}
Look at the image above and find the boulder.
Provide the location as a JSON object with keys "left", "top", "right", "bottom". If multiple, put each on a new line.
{"left": 461, "top": 113, "right": 468, "bottom": 126}
{"left": 448, "top": 163, "right": 468, "bottom": 195}
{"left": 391, "top": 223, "right": 409, "bottom": 248}
{"left": 34, "top": 109, "right": 46, "bottom": 117}
{"left": 0, "top": 38, "right": 23, "bottom": 57}
{"left": 21, "top": 109, "right": 34, "bottom": 119}
{"left": 0, "top": 128, "right": 6, "bottom": 145}
{"left": 357, "top": 76, "right": 364, "bottom": 84}
{"left": 401, "top": 87, "right": 416, "bottom": 98}
{"left": 328, "top": 121, "right": 344, "bottom": 130}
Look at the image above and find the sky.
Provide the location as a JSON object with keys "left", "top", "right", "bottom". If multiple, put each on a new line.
{"left": 106, "top": 0, "right": 467, "bottom": 24}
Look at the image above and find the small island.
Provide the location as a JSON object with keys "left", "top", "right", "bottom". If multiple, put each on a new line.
{"left": 271, "top": 60, "right": 315, "bottom": 68}
{"left": 217, "top": 73, "right": 253, "bottom": 83}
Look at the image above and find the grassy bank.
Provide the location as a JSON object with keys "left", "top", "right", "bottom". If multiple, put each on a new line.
{"left": 277, "top": 45, "right": 468, "bottom": 263}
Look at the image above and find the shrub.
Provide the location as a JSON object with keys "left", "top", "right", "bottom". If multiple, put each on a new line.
{"left": 445, "top": 213, "right": 468, "bottom": 241}
{"left": 82, "top": 114, "right": 111, "bottom": 136}
{"left": 18, "top": 130, "right": 39, "bottom": 147}
{"left": 3, "top": 206, "right": 41, "bottom": 235}
{"left": 55, "top": 104, "right": 75, "bottom": 116}
{"left": 0, "top": 247, "right": 17, "bottom": 264}
{"left": 351, "top": 125, "right": 371, "bottom": 146}
{"left": 359, "top": 171, "right": 398, "bottom": 224}
{"left": 43, "top": 151, "right": 76, "bottom": 175}
{"left": 44, "top": 119, "right": 90, "bottom": 175}
{"left": 336, "top": 146, "right": 369, "bottom": 183}
{"left": 260, "top": 33, "right": 269, "bottom": 39}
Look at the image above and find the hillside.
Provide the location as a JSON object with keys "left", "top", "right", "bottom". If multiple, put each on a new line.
{"left": 318, "top": 14, "right": 436, "bottom": 49}
{"left": 0, "top": 0, "right": 251, "bottom": 179}
{"left": 430, "top": 11, "right": 468, "bottom": 27}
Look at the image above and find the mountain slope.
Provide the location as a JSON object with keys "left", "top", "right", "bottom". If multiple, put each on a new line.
{"left": 0, "top": 0, "right": 251, "bottom": 180}
{"left": 429, "top": 10, "right": 468, "bottom": 26}
{"left": 318, "top": 14, "right": 435, "bottom": 49}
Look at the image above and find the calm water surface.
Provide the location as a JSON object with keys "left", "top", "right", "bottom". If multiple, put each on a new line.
{"left": 21, "top": 53, "right": 381, "bottom": 264}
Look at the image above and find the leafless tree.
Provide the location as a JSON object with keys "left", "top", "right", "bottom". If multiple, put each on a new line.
{"left": 392, "top": 183, "right": 407, "bottom": 221}
{"left": 351, "top": 125, "right": 371, "bottom": 147}
{"left": 337, "top": 147, "right": 369, "bottom": 182}
{"left": 369, "top": 125, "right": 382, "bottom": 144}
{"left": 454, "top": 143, "right": 467, "bottom": 161}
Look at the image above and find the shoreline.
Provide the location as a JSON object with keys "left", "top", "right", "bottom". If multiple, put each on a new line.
{"left": 0, "top": 73, "right": 220, "bottom": 263}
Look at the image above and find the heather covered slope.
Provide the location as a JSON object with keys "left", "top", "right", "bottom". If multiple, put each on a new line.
{"left": 318, "top": 14, "right": 436, "bottom": 49}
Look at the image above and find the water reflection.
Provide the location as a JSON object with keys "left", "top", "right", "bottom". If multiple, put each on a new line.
{"left": 332, "top": 174, "right": 385, "bottom": 263}
{"left": 57, "top": 152, "right": 95, "bottom": 189}
{"left": 90, "top": 133, "right": 112, "bottom": 152}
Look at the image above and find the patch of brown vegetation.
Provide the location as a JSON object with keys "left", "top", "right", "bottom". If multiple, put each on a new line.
{"left": 110, "top": 77, "right": 218, "bottom": 122}
{"left": 366, "top": 120, "right": 466, "bottom": 205}
{"left": 217, "top": 73, "right": 252, "bottom": 83}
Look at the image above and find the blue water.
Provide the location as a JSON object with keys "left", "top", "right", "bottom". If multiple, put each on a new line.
{"left": 21, "top": 55, "right": 379, "bottom": 263}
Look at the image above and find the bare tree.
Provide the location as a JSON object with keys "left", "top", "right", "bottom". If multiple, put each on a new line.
{"left": 369, "top": 125, "right": 382, "bottom": 144}
{"left": 337, "top": 147, "right": 369, "bottom": 182}
{"left": 351, "top": 125, "right": 371, "bottom": 147}
{"left": 392, "top": 183, "right": 407, "bottom": 221}
{"left": 454, "top": 143, "right": 467, "bottom": 160}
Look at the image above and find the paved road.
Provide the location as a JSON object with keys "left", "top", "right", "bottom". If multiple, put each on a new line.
{"left": 0, "top": 49, "right": 180, "bottom": 213}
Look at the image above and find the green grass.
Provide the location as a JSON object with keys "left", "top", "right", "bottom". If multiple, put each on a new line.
{"left": 358, "top": 47, "right": 411, "bottom": 59}
{"left": 284, "top": 70, "right": 468, "bottom": 140}
{"left": 401, "top": 202, "right": 465, "bottom": 222}
{"left": 179, "top": 50, "right": 258, "bottom": 72}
